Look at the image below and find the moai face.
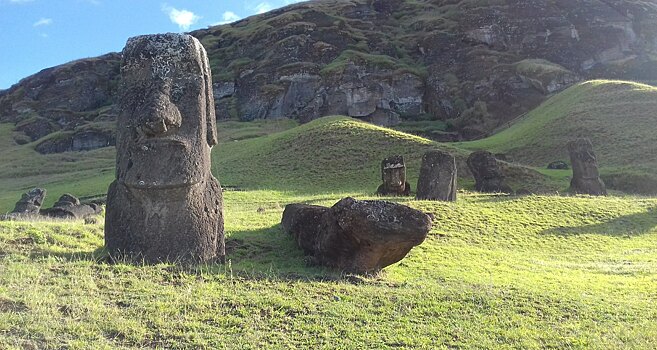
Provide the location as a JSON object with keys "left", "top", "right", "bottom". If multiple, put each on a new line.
{"left": 116, "top": 34, "right": 217, "bottom": 189}
{"left": 469, "top": 151, "right": 502, "bottom": 180}
{"left": 382, "top": 156, "right": 406, "bottom": 192}
{"left": 568, "top": 139, "right": 600, "bottom": 179}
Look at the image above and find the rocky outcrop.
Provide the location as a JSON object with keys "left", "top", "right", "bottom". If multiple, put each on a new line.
{"left": 35, "top": 129, "right": 115, "bottom": 154}
{"left": 281, "top": 197, "right": 431, "bottom": 273}
{"left": 2, "top": 0, "right": 657, "bottom": 144}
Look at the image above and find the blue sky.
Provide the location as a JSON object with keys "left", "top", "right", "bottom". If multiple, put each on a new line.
{"left": 0, "top": 0, "right": 305, "bottom": 89}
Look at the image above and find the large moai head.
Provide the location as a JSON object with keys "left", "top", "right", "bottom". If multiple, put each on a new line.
{"left": 116, "top": 34, "right": 217, "bottom": 189}
{"left": 379, "top": 155, "right": 409, "bottom": 195}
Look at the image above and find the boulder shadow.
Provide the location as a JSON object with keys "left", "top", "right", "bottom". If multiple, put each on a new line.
{"left": 541, "top": 207, "right": 657, "bottom": 237}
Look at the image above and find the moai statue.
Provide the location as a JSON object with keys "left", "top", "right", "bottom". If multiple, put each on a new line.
{"left": 416, "top": 151, "right": 457, "bottom": 201}
{"left": 467, "top": 150, "right": 512, "bottom": 193}
{"left": 8, "top": 188, "right": 46, "bottom": 217}
{"left": 376, "top": 155, "right": 411, "bottom": 196}
{"left": 105, "top": 34, "right": 225, "bottom": 263}
{"left": 568, "top": 138, "right": 607, "bottom": 196}
{"left": 41, "top": 194, "right": 102, "bottom": 220}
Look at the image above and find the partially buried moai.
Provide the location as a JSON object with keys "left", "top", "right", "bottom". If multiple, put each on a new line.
{"left": 105, "top": 34, "right": 225, "bottom": 263}
{"left": 467, "top": 150, "right": 512, "bottom": 194}
{"left": 377, "top": 155, "right": 411, "bottom": 196}
{"left": 416, "top": 150, "right": 457, "bottom": 201}
{"left": 568, "top": 138, "right": 607, "bottom": 196}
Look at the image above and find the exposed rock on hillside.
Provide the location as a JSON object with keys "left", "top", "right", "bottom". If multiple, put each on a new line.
{"left": 1, "top": 0, "right": 657, "bottom": 151}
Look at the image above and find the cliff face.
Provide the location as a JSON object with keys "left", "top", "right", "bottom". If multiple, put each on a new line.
{"left": 2, "top": 0, "right": 657, "bottom": 152}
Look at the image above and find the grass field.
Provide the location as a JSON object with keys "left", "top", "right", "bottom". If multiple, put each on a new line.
{"left": 0, "top": 81, "right": 656, "bottom": 348}
{"left": 1, "top": 192, "right": 655, "bottom": 348}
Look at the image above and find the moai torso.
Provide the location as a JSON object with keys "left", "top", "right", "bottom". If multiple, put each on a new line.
{"left": 568, "top": 138, "right": 606, "bottom": 196}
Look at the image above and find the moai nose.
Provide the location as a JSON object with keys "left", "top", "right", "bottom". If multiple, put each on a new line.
{"left": 138, "top": 90, "right": 182, "bottom": 136}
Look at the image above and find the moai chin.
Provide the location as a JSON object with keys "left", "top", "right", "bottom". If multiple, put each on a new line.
{"left": 377, "top": 155, "right": 411, "bottom": 196}
{"left": 105, "top": 33, "right": 225, "bottom": 263}
{"left": 568, "top": 138, "right": 607, "bottom": 196}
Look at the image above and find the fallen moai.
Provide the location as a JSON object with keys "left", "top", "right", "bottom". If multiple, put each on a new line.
{"left": 105, "top": 33, "right": 225, "bottom": 263}
{"left": 282, "top": 197, "right": 432, "bottom": 274}
{"left": 41, "top": 194, "right": 102, "bottom": 220}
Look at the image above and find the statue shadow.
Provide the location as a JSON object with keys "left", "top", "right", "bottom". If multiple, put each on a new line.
{"left": 541, "top": 206, "right": 657, "bottom": 237}
{"left": 19, "top": 225, "right": 364, "bottom": 283}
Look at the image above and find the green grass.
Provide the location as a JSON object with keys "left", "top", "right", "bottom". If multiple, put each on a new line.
{"left": 1, "top": 94, "right": 657, "bottom": 346}
{"left": 0, "top": 193, "right": 656, "bottom": 348}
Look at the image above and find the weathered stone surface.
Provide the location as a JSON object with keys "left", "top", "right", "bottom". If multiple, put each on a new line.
{"left": 105, "top": 34, "right": 225, "bottom": 264}
{"left": 416, "top": 151, "right": 457, "bottom": 201}
{"left": 3, "top": 1, "right": 657, "bottom": 141}
{"left": 376, "top": 155, "right": 411, "bottom": 196}
{"left": 568, "top": 138, "right": 607, "bottom": 196}
{"left": 42, "top": 194, "right": 102, "bottom": 220}
{"left": 281, "top": 197, "right": 431, "bottom": 273}
{"left": 547, "top": 161, "right": 569, "bottom": 170}
{"left": 10, "top": 188, "right": 46, "bottom": 216}
{"left": 467, "top": 150, "right": 513, "bottom": 193}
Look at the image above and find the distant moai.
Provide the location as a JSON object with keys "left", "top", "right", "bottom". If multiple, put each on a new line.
{"left": 377, "top": 155, "right": 411, "bottom": 196}
{"left": 105, "top": 34, "right": 225, "bottom": 263}
{"left": 467, "top": 150, "right": 512, "bottom": 193}
{"left": 41, "top": 194, "right": 102, "bottom": 220}
{"left": 416, "top": 150, "right": 457, "bottom": 201}
{"left": 9, "top": 188, "right": 46, "bottom": 217}
{"left": 567, "top": 138, "right": 607, "bottom": 196}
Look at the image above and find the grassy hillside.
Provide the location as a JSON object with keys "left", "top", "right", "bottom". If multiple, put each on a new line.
{"left": 1, "top": 116, "right": 559, "bottom": 213}
{"left": 461, "top": 80, "right": 657, "bottom": 193}
{"left": 0, "top": 106, "right": 656, "bottom": 347}
{"left": 1, "top": 193, "right": 656, "bottom": 348}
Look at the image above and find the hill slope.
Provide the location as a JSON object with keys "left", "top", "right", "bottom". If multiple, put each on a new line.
{"left": 462, "top": 80, "right": 657, "bottom": 193}
{"left": 2, "top": 0, "right": 657, "bottom": 151}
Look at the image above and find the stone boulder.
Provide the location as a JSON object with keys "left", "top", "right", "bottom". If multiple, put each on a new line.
{"left": 467, "top": 150, "right": 513, "bottom": 193}
{"left": 416, "top": 151, "right": 457, "bottom": 201}
{"left": 41, "top": 194, "right": 102, "bottom": 220}
{"left": 376, "top": 155, "right": 411, "bottom": 196}
{"left": 568, "top": 138, "right": 607, "bottom": 196}
{"left": 8, "top": 188, "right": 46, "bottom": 217}
{"left": 282, "top": 197, "right": 431, "bottom": 274}
{"left": 547, "top": 161, "right": 569, "bottom": 170}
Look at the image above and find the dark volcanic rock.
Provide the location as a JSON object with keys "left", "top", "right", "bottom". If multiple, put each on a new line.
{"left": 467, "top": 150, "right": 513, "bottom": 194}
{"left": 15, "top": 117, "right": 57, "bottom": 141}
{"left": 105, "top": 34, "right": 225, "bottom": 264}
{"left": 41, "top": 194, "right": 102, "bottom": 220}
{"left": 547, "top": 161, "right": 569, "bottom": 170}
{"left": 3, "top": 0, "right": 656, "bottom": 141}
{"left": 416, "top": 151, "right": 457, "bottom": 201}
{"left": 568, "top": 138, "right": 607, "bottom": 196}
{"left": 281, "top": 197, "right": 431, "bottom": 273}
{"left": 35, "top": 129, "right": 115, "bottom": 154}
{"left": 10, "top": 188, "right": 46, "bottom": 216}
{"left": 376, "top": 155, "right": 411, "bottom": 196}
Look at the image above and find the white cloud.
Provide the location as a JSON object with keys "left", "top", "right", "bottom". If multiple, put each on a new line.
{"left": 254, "top": 2, "right": 272, "bottom": 14}
{"left": 218, "top": 11, "right": 241, "bottom": 25}
{"left": 33, "top": 18, "right": 52, "bottom": 27}
{"left": 162, "top": 5, "right": 200, "bottom": 31}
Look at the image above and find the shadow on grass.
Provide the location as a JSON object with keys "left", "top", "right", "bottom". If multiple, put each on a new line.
{"left": 541, "top": 206, "right": 657, "bottom": 237}
{"left": 16, "top": 225, "right": 370, "bottom": 283}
